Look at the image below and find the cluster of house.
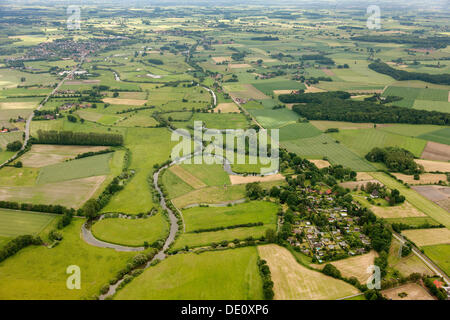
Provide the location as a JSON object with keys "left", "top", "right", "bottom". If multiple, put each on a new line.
{"left": 287, "top": 189, "right": 371, "bottom": 263}
{"left": 17, "top": 40, "right": 99, "bottom": 62}
{"left": 58, "top": 102, "right": 93, "bottom": 111}
{"left": 0, "top": 127, "right": 19, "bottom": 133}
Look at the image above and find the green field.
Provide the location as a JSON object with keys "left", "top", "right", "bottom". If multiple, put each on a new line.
{"left": 101, "top": 128, "right": 176, "bottom": 214}
{"left": 91, "top": 213, "right": 169, "bottom": 247}
{"left": 282, "top": 134, "right": 375, "bottom": 171}
{"left": 330, "top": 128, "right": 427, "bottom": 157}
{"left": 182, "top": 201, "right": 278, "bottom": 232}
{"left": 384, "top": 217, "right": 442, "bottom": 227}
{"left": 279, "top": 122, "right": 322, "bottom": 141}
{"left": 37, "top": 153, "right": 112, "bottom": 184}
{"left": 422, "top": 244, "right": 450, "bottom": 276}
{"left": 252, "top": 80, "right": 305, "bottom": 95}
{"left": 172, "top": 224, "right": 273, "bottom": 250}
{"left": 0, "top": 209, "right": 56, "bottom": 238}
{"left": 418, "top": 128, "right": 450, "bottom": 146}
{"left": 383, "top": 86, "right": 449, "bottom": 110}
{"left": 180, "top": 158, "right": 230, "bottom": 187}
{"left": 161, "top": 169, "right": 194, "bottom": 199}
{"left": 0, "top": 219, "right": 135, "bottom": 299}
{"left": 114, "top": 247, "right": 264, "bottom": 299}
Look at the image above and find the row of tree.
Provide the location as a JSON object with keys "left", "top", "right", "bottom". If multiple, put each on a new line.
{"left": 368, "top": 62, "right": 450, "bottom": 85}
{"left": 36, "top": 130, "right": 124, "bottom": 146}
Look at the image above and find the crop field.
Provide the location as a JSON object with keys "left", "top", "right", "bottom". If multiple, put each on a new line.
{"left": 420, "top": 141, "right": 450, "bottom": 161}
{"left": 182, "top": 201, "right": 278, "bottom": 232}
{"left": 369, "top": 172, "right": 450, "bottom": 228}
{"left": 258, "top": 245, "right": 359, "bottom": 300}
{"left": 279, "top": 123, "right": 322, "bottom": 141}
{"left": 422, "top": 244, "right": 450, "bottom": 276}
{"left": 353, "top": 194, "right": 426, "bottom": 219}
{"left": 282, "top": 134, "right": 375, "bottom": 171}
{"left": 415, "top": 159, "right": 450, "bottom": 172}
{"left": 385, "top": 217, "right": 441, "bottom": 227}
{"left": 310, "top": 121, "right": 375, "bottom": 131}
{"left": 180, "top": 161, "right": 230, "bottom": 187}
{"left": 0, "top": 209, "right": 56, "bottom": 238}
{"left": 20, "top": 145, "right": 110, "bottom": 168}
{"left": 251, "top": 80, "right": 305, "bottom": 95}
{"left": 392, "top": 173, "right": 448, "bottom": 185}
{"left": 91, "top": 214, "right": 169, "bottom": 247}
{"left": 418, "top": 128, "right": 450, "bottom": 146}
{"left": 0, "top": 219, "right": 136, "bottom": 299}
{"left": 402, "top": 228, "right": 450, "bottom": 247}
{"left": 314, "top": 251, "right": 378, "bottom": 284}
{"left": 382, "top": 86, "right": 449, "bottom": 111}
{"left": 330, "top": 128, "right": 427, "bottom": 157}
{"left": 37, "top": 153, "right": 112, "bottom": 184}
{"left": 114, "top": 247, "right": 264, "bottom": 300}
{"left": 162, "top": 169, "right": 195, "bottom": 199}
{"left": 247, "top": 107, "right": 299, "bottom": 129}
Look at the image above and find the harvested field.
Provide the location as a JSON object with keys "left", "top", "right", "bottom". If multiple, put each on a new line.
{"left": 0, "top": 102, "right": 37, "bottom": 109}
{"left": 102, "top": 98, "right": 147, "bottom": 106}
{"left": 229, "top": 174, "right": 285, "bottom": 185}
{"left": 229, "top": 84, "right": 268, "bottom": 100}
{"left": 357, "top": 172, "right": 375, "bottom": 180}
{"left": 402, "top": 228, "right": 450, "bottom": 247}
{"left": 20, "top": 144, "right": 109, "bottom": 168}
{"left": 258, "top": 244, "right": 359, "bottom": 300}
{"left": 309, "top": 159, "right": 330, "bottom": 169}
{"left": 229, "top": 63, "right": 251, "bottom": 69}
{"left": 169, "top": 165, "right": 206, "bottom": 189}
{"left": 340, "top": 179, "right": 382, "bottom": 190}
{"left": 369, "top": 201, "right": 426, "bottom": 219}
{"left": 313, "top": 251, "right": 378, "bottom": 284}
{"left": 393, "top": 173, "right": 448, "bottom": 185}
{"left": 273, "top": 90, "right": 297, "bottom": 95}
{"left": 421, "top": 141, "right": 450, "bottom": 162}
{"left": 415, "top": 159, "right": 450, "bottom": 172}
{"left": 321, "top": 69, "right": 335, "bottom": 76}
{"left": 382, "top": 283, "right": 434, "bottom": 300}
{"left": 213, "top": 102, "right": 240, "bottom": 113}
{"left": 211, "top": 56, "right": 231, "bottom": 63}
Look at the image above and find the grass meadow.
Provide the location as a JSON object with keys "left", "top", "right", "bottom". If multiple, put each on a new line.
{"left": 114, "top": 247, "right": 264, "bottom": 300}
{"left": 0, "top": 219, "right": 135, "bottom": 299}
{"left": 92, "top": 213, "right": 169, "bottom": 247}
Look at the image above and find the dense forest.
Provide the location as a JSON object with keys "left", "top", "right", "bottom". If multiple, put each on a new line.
{"left": 368, "top": 62, "right": 450, "bottom": 85}
{"left": 284, "top": 92, "right": 450, "bottom": 125}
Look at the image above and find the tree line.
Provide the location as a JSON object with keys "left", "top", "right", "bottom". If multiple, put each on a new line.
{"left": 368, "top": 62, "right": 450, "bottom": 85}
{"left": 36, "top": 130, "right": 124, "bottom": 146}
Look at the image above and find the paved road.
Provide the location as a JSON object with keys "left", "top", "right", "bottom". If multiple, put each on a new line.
{"left": 392, "top": 232, "right": 449, "bottom": 285}
{"left": 0, "top": 60, "right": 84, "bottom": 168}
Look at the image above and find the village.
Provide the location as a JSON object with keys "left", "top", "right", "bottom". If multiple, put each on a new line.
{"left": 287, "top": 187, "right": 372, "bottom": 264}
